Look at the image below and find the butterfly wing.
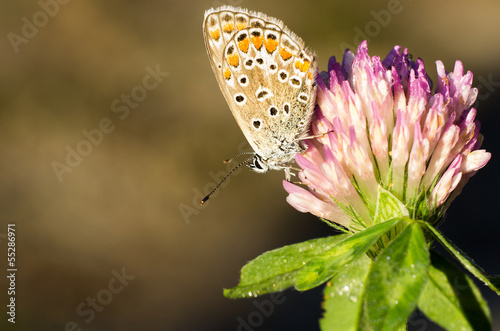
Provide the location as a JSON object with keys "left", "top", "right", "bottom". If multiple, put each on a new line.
{"left": 203, "top": 7, "right": 317, "bottom": 169}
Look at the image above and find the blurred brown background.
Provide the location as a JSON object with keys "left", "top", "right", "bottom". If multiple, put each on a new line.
{"left": 0, "top": 0, "right": 499, "bottom": 330}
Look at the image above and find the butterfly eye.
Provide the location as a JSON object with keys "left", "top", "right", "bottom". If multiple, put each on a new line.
{"left": 254, "top": 158, "right": 264, "bottom": 169}
{"left": 250, "top": 155, "right": 269, "bottom": 173}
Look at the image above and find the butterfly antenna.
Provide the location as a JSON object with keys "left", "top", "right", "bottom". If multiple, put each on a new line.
{"left": 200, "top": 158, "right": 252, "bottom": 205}
{"left": 223, "top": 152, "right": 254, "bottom": 164}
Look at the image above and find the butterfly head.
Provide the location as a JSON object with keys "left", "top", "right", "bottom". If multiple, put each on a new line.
{"left": 247, "top": 154, "right": 269, "bottom": 174}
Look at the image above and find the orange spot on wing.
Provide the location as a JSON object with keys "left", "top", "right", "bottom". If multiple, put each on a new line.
{"left": 238, "top": 37, "right": 249, "bottom": 53}
{"left": 209, "top": 29, "right": 220, "bottom": 41}
{"left": 294, "top": 60, "right": 311, "bottom": 72}
{"left": 307, "top": 72, "right": 313, "bottom": 79}
{"left": 236, "top": 22, "right": 247, "bottom": 30}
{"left": 264, "top": 38, "right": 278, "bottom": 53}
{"left": 250, "top": 36, "right": 263, "bottom": 50}
{"left": 301, "top": 60, "right": 311, "bottom": 72}
{"left": 279, "top": 47, "right": 292, "bottom": 60}
{"left": 223, "top": 23, "right": 234, "bottom": 32}
{"left": 227, "top": 54, "right": 239, "bottom": 67}
{"left": 224, "top": 68, "right": 231, "bottom": 80}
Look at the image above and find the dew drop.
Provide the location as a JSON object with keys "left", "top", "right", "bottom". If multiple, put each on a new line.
{"left": 343, "top": 285, "right": 349, "bottom": 291}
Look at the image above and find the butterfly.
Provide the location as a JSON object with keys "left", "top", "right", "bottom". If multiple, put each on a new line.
{"left": 203, "top": 6, "right": 317, "bottom": 180}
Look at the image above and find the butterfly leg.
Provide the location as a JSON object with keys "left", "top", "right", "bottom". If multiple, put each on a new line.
{"left": 284, "top": 167, "right": 291, "bottom": 181}
{"left": 283, "top": 166, "right": 302, "bottom": 181}
{"left": 296, "top": 130, "right": 334, "bottom": 141}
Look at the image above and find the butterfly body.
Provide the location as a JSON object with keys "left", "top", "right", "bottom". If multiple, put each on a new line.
{"left": 203, "top": 6, "right": 317, "bottom": 179}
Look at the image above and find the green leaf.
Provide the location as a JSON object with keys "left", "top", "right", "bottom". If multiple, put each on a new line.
{"left": 320, "top": 255, "right": 372, "bottom": 331}
{"left": 492, "top": 276, "right": 500, "bottom": 289}
{"left": 295, "top": 218, "right": 403, "bottom": 291}
{"left": 374, "top": 186, "right": 409, "bottom": 224}
{"left": 362, "top": 223, "right": 430, "bottom": 331}
{"left": 420, "top": 221, "right": 500, "bottom": 295}
{"left": 224, "top": 235, "right": 348, "bottom": 298}
{"left": 418, "top": 251, "right": 491, "bottom": 331}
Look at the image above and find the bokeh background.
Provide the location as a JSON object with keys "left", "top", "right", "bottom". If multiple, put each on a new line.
{"left": 0, "top": 0, "right": 499, "bottom": 330}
